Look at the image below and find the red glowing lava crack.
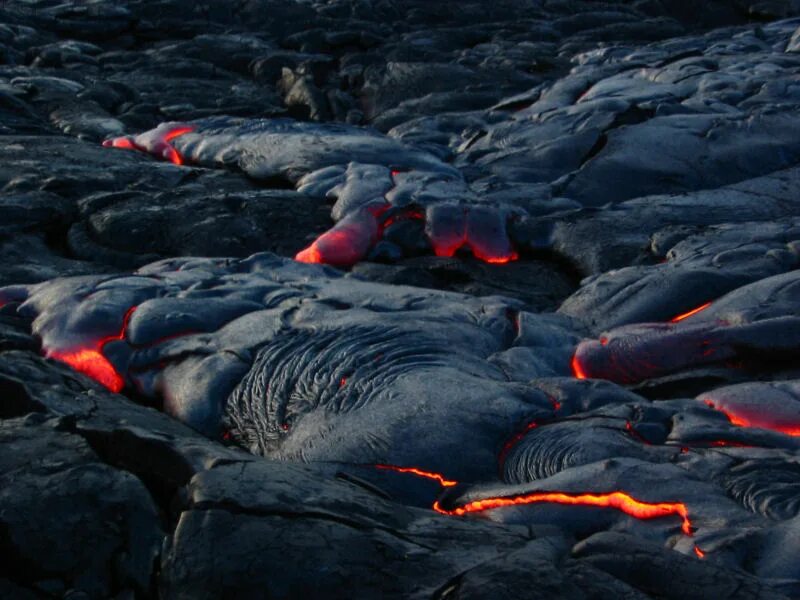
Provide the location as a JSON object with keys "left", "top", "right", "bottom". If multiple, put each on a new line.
{"left": 103, "top": 125, "right": 194, "bottom": 166}
{"left": 670, "top": 301, "right": 713, "bottom": 323}
{"left": 48, "top": 306, "right": 137, "bottom": 393}
{"left": 374, "top": 464, "right": 458, "bottom": 487}
{"left": 433, "top": 490, "right": 693, "bottom": 536}
{"left": 703, "top": 399, "right": 800, "bottom": 437}
{"left": 373, "top": 464, "right": 701, "bottom": 556}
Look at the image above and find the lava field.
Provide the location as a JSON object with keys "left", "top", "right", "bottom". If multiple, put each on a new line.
{"left": 1, "top": 1, "right": 800, "bottom": 598}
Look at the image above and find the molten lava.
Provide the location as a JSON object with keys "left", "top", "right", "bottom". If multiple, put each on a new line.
{"left": 434, "top": 490, "right": 693, "bottom": 536}
{"left": 374, "top": 464, "right": 458, "bottom": 487}
{"left": 296, "top": 200, "right": 518, "bottom": 267}
{"left": 48, "top": 306, "right": 137, "bottom": 393}
{"left": 670, "top": 301, "right": 712, "bottom": 323}
{"left": 161, "top": 126, "right": 194, "bottom": 165}
{"left": 50, "top": 348, "right": 125, "bottom": 392}
{"left": 498, "top": 420, "right": 539, "bottom": 468}
{"left": 571, "top": 354, "right": 588, "bottom": 379}
{"left": 296, "top": 243, "right": 323, "bottom": 264}
{"left": 704, "top": 400, "right": 800, "bottom": 437}
{"left": 480, "top": 252, "right": 519, "bottom": 265}
{"left": 102, "top": 125, "right": 194, "bottom": 166}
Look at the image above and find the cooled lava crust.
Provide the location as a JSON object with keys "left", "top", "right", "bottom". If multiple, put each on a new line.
{"left": 1, "top": 1, "right": 800, "bottom": 599}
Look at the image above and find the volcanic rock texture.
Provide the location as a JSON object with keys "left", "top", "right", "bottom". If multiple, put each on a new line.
{"left": 2, "top": 1, "right": 800, "bottom": 598}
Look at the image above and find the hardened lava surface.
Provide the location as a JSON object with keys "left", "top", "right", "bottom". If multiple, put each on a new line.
{"left": 2, "top": 1, "right": 800, "bottom": 598}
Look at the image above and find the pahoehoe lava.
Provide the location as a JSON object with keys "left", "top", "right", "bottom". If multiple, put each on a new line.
{"left": 1, "top": 1, "right": 800, "bottom": 598}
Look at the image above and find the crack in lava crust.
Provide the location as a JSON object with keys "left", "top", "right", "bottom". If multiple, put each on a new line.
{"left": 48, "top": 306, "right": 137, "bottom": 393}
{"left": 374, "top": 464, "right": 458, "bottom": 487}
{"left": 703, "top": 399, "right": 800, "bottom": 437}
{"left": 433, "top": 490, "right": 693, "bottom": 536}
{"left": 670, "top": 301, "right": 713, "bottom": 323}
{"left": 103, "top": 124, "right": 194, "bottom": 166}
{"left": 373, "top": 466, "right": 700, "bottom": 549}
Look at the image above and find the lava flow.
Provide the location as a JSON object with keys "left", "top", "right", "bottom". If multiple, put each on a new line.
{"left": 433, "top": 490, "right": 693, "bottom": 535}
{"left": 297, "top": 202, "right": 518, "bottom": 267}
{"left": 102, "top": 124, "right": 194, "bottom": 166}
{"left": 374, "top": 464, "right": 458, "bottom": 487}
{"left": 497, "top": 420, "right": 539, "bottom": 469}
{"left": 372, "top": 465, "right": 700, "bottom": 550}
{"left": 571, "top": 354, "right": 588, "bottom": 379}
{"left": 704, "top": 399, "right": 800, "bottom": 437}
{"left": 670, "top": 301, "right": 713, "bottom": 323}
{"left": 161, "top": 126, "right": 194, "bottom": 165}
{"left": 48, "top": 306, "right": 137, "bottom": 393}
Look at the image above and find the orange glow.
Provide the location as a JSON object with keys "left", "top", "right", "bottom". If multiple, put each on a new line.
{"left": 381, "top": 208, "right": 424, "bottom": 230}
{"left": 709, "top": 440, "right": 752, "bottom": 448}
{"left": 103, "top": 125, "right": 193, "bottom": 166}
{"left": 102, "top": 137, "right": 136, "bottom": 150}
{"left": 162, "top": 126, "right": 194, "bottom": 165}
{"left": 164, "top": 146, "right": 183, "bottom": 165}
{"left": 670, "top": 302, "right": 712, "bottom": 323}
{"left": 572, "top": 354, "right": 587, "bottom": 379}
{"left": 704, "top": 400, "right": 800, "bottom": 437}
{"left": 694, "top": 545, "right": 705, "bottom": 558}
{"left": 498, "top": 420, "right": 538, "bottom": 467}
{"left": 164, "top": 126, "right": 194, "bottom": 141}
{"left": 48, "top": 306, "right": 137, "bottom": 393}
{"left": 480, "top": 252, "right": 519, "bottom": 265}
{"left": 295, "top": 243, "right": 323, "bottom": 264}
{"left": 431, "top": 241, "right": 460, "bottom": 258}
{"left": 434, "top": 490, "right": 692, "bottom": 536}
{"left": 50, "top": 348, "right": 125, "bottom": 392}
{"left": 374, "top": 464, "right": 458, "bottom": 487}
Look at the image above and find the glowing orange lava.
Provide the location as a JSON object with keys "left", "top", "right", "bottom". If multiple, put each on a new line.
{"left": 48, "top": 306, "right": 137, "bottom": 393}
{"left": 103, "top": 125, "right": 194, "bottom": 166}
{"left": 572, "top": 354, "right": 587, "bottom": 379}
{"left": 295, "top": 243, "right": 323, "bottom": 264}
{"left": 161, "top": 126, "right": 194, "bottom": 165}
{"left": 670, "top": 302, "right": 712, "bottom": 323}
{"left": 50, "top": 348, "right": 125, "bottom": 392}
{"left": 694, "top": 545, "right": 705, "bottom": 558}
{"left": 704, "top": 400, "right": 800, "bottom": 437}
{"left": 374, "top": 464, "right": 458, "bottom": 487}
{"left": 498, "top": 420, "right": 538, "bottom": 468}
{"left": 102, "top": 137, "right": 136, "bottom": 150}
{"left": 480, "top": 252, "right": 519, "bottom": 265}
{"left": 164, "top": 126, "right": 194, "bottom": 142}
{"left": 433, "top": 491, "right": 693, "bottom": 536}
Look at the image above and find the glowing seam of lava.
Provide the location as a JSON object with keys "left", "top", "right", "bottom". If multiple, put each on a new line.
{"left": 433, "top": 491, "right": 693, "bottom": 535}
{"left": 48, "top": 306, "right": 137, "bottom": 393}
{"left": 102, "top": 125, "right": 194, "bottom": 166}
{"left": 571, "top": 354, "right": 587, "bottom": 379}
{"left": 372, "top": 467, "right": 698, "bottom": 544}
{"left": 161, "top": 126, "right": 194, "bottom": 165}
{"left": 670, "top": 301, "right": 712, "bottom": 323}
{"left": 374, "top": 464, "right": 458, "bottom": 487}
{"left": 704, "top": 400, "right": 800, "bottom": 437}
{"left": 296, "top": 243, "right": 323, "bottom": 264}
{"left": 482, "top": 252, "right": 519, "bottom": 264}
{"left": 498, "top": 421, "right": 539, "bottom": 468}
